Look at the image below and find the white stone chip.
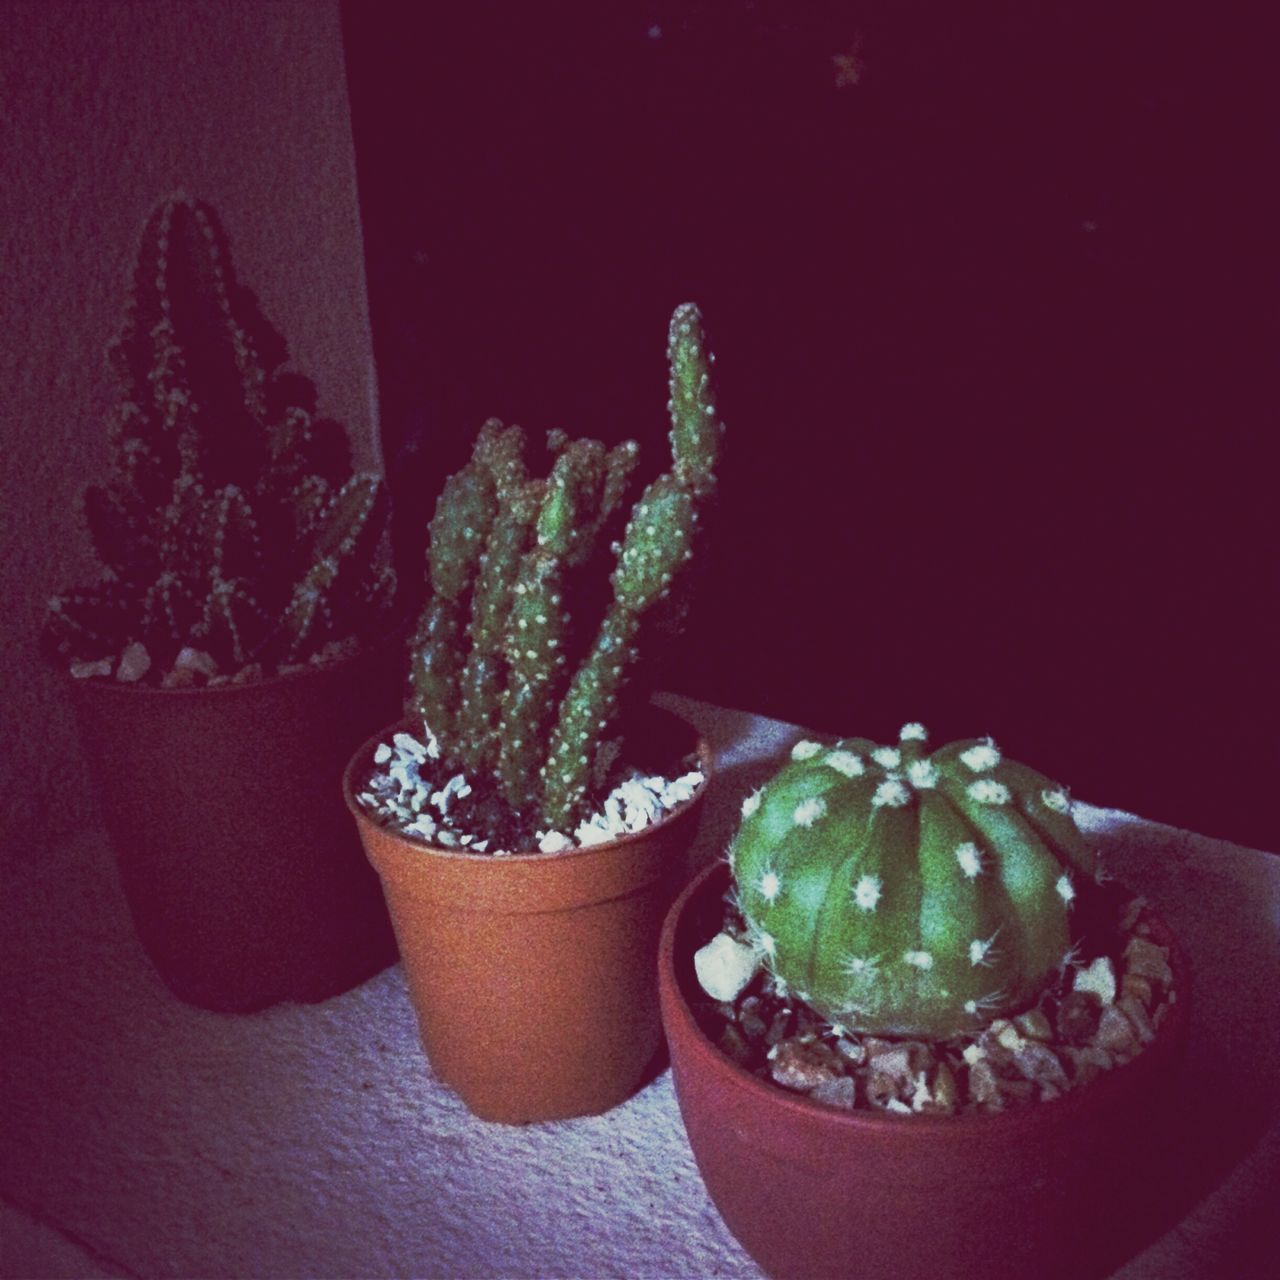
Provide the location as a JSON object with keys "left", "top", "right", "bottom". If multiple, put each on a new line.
{"left": 174, "top": 646, "right": 218, "bottom": 678}
{"left": 694, "top": 931, "right": 761, "bottom": 1003}
{"left": 993, "top": 1019, "right": 1026, "bottom": 1053}
{"left": 404, "top": 815, "right": 438, "bottom": 840}
{"left": 1073, "top": 955, "right": 1117, "bottom": 1006}
{"left": 537, "top": 830, "right": 573, "bottom": 854}
{"left": 791, "top": 739, "right": 822, "bottom": 761}
{"left": 871, "top": 746, "right": 901, "bottom": 769}
{"left": 70, "top": 657, "right": 114, "bottom": 680}
{"left": 899, "top": 722, "right": 929, "bottom": 741}
{"left": 115, "top": 641, "right": 151, "bottom": 683}
{"left": 393, "top": 732, "right": 429, "bottom": 763}
{"left": 374, "top": 743, "right": 393, "bottom": 765}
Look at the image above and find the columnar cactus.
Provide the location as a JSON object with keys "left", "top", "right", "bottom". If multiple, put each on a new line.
{"left": 730, "top": 724, "right": 1101, "bottom": 1039}
{"left": 43, "top": 195, "right": 396, "bottom": 679}
{"left": 409, "top": 302, "right": 722, "bottom": 838}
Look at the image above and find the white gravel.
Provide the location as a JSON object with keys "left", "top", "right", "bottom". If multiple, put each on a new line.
{"left": 357, "top": 726, "right": 704, "bottom": 855}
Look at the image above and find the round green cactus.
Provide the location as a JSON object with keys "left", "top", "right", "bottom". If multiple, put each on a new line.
{"left": 729, "top": 723, "right": 1100, "bottom": 1039}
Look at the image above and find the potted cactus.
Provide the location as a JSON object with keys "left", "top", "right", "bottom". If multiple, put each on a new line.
{"left": 343, "top": 303, "right": 721, "bottom": 1122}
{"left": 43, "top": 195, "right": 401, "bottom": 1012}
{"left": 659, "top": 724, "right": 1190, "bottom": 1280}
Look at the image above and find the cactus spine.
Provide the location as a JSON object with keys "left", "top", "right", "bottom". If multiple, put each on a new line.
{"left": 409, "top": 303, "right": 721, "bottom": 838}
{"left": 43, "top": 195, "right": 396, "bottom": 678}
{"left": 730, "top": 724, "right": 1100, "bottom": 1039}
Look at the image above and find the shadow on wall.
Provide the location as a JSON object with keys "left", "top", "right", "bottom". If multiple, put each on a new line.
{"left": 343, "top": 0, "right": 1276, "bottom": 849}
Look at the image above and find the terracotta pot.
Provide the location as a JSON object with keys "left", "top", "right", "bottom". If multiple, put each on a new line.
{"left": 344, "top": 706, "right": 712, "bottom": 1123}
{"left": 659, "top": 860, "right": 1192, "bottom": 1280}
{"left": 69, "top": 631, "right": 403, "bottom": 1013}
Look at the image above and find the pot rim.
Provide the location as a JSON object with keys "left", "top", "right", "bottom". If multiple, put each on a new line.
{"left": 342, "top": 708, "right": 715, "bottom": 866}
{"left": 659, "top": 857, "right": 1190, "bottom": 1138}
{"left": 59, "top": 609, "right": 407, "bottom": 701}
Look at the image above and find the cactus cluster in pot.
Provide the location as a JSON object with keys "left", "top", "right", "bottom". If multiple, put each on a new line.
{"left": 397, "top": 302, "right": 722, "bottom": 849}
{"left": 42, "top": 194, "right": 396, "bottom": 685}
{"left": 722, "top": 722, "right": 1102, "bottom": 1039}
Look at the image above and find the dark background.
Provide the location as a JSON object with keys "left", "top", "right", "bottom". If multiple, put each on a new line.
{"left": 341, "top": 0, "right": 1277, "bottom": 846}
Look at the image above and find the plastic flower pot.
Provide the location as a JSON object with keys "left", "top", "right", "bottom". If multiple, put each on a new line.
{"left": 68, "top": 629, "right": 403, "bottom": 1013}
{"left": 344, "top": 706, "right": 712, "bottom": 1123}
{"left": 658, "top": 860, "right": 1191, "bottom": 1280}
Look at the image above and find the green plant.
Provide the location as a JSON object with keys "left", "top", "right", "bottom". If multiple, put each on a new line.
{"left": 43, "top": 194, "right": 395, "bottom": 680}
{"left": 409, "top": 302, "right": 722, "bottom": 841}
{"left": 729, "top": 723, "right": 1101, "bottom": 1039}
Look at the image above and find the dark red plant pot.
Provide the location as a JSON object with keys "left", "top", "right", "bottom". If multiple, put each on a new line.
{"left": 69, "top": 631, "right": 403, "bottom": 1013}
{"left": 659, "top": 860, "right": 1192, "bottom": 1280}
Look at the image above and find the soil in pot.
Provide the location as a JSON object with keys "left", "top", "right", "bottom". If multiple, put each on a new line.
{"left": 345, "top": 704, "right": 713, "bottom": 1123}
{"left": 70, "top": 626, "right": 403, "bottom": 1013}
{"left": 659, "top": 860, "right": 1191, "bottom": 1280}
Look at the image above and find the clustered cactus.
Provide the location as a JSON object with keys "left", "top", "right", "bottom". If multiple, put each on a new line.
{"left": 43, "top": 195, "right": 396, "bottom": 681}
{"left": 730, "top": 724, "right": 1101, "bottom": 1039}
{"left": 409, "top": 303, "right": 722, "bottom": 841}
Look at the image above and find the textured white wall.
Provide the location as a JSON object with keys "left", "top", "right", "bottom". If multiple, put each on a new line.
{"left": 0, "top": 0, "right": 378, "bottom": 854}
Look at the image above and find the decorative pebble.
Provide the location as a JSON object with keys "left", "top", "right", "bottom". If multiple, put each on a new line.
{"left": 696, "top": 891, "right": 1175, "bottom": 1117}
{"left": 70, "top": 657, "right": 114, "bottom": 680}
{"left": 1123, "top": 936, "right": 1174, "bottom": 986}
{"left": 1073, "top": 955, "right": 1117, "bottom": 1006}
{"left": 694, "top": 932, "right": 761, "bottom": 1003}
{"left": 173, "top": 646, "right": 218, "bottom": 678}
{"left": 1093, "top": 1005, "right": 1140, "bottom": 1056}
{"left": 811, "top": 1076, "right": 858, "bottom": 1109}
{"left": 115, "top": 641, "right": 152, "bottom": 683}
{"left": 768, "top": 1039, "right": 840, "bottom": 1092}
{"left": 1015, "top": 1009, "right": 1054, "bottom": 1041}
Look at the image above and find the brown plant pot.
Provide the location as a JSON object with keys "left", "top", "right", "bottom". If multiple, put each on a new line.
{"left": 69, "top": 631, "right": 403, "bottom": 1013}
{"left": 659, "top": 860, "right": 1192, "bottom": 1280}
{"left": 344, "top": 706, "right": 712, "bottom": 1123}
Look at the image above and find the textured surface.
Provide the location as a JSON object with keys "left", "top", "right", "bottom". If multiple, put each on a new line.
{"left": 1, "top": 696, "right": 1277, "bottom": 1278}
{"left": 0, "top": 0, "right": 378, "bottom": 859}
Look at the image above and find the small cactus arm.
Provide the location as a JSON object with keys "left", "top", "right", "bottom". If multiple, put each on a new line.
{"left": 268, "top": 472, "right": 391, "bottom": 663}
{"left": 538, "top": 303, "right": 721, "bottom": 830}
{"left": 666, "top": 301, "right": 721, "bottom": 496}
{"left": 493, "top": 436, "right": 618, "bottom": 810}
{"left": 730, "top": 724, "right": 1099, "bottom": 1039}
{"left": 453, "top": 428, "right": 538, "bottom": 776}
{"left": 410, "top": 436, "right": 499, "bottom": 753}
